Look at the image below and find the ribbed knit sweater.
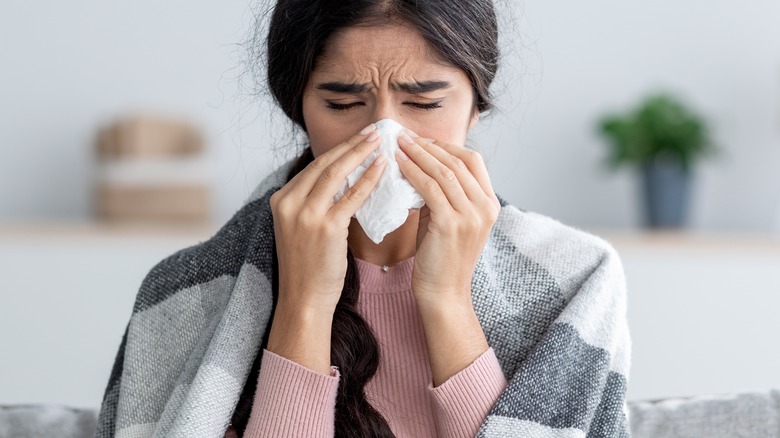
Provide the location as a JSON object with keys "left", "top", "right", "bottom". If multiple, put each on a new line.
{"left": 230, "top": 255, "right": 507, "bottom": 438}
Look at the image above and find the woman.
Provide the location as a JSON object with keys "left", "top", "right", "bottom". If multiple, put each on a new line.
{"left": 96, "top": 1, "right": 631, "bottom": 437}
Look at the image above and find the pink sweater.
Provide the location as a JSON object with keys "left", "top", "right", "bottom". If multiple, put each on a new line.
{"left": 231, "top": 256, "right": 507, "bottom": 438}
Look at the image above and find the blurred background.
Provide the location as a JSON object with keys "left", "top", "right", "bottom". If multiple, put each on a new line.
{"left": 1, "top": 0, "right": 779, "bottom": 414}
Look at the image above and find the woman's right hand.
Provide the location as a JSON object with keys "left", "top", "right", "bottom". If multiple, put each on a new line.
{"left": 269, "top": 124, "right": 386, "bottom": 313}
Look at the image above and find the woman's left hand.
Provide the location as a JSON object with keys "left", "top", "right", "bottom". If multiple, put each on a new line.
{"left": 395, "top": 131, "right": 501, "bottom": 307}
{"left": 395, "top": 131, "right": 500, "bottom": 386}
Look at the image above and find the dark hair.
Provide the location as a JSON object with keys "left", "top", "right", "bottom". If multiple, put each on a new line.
{"left": 230, "top": 149, "right": 394, "bottom": 436}
{"left": 266, "top": 0, "right": 499, "bottom": 131}
{"left": 232, "top": 1, "right": 499, "bottom": 436}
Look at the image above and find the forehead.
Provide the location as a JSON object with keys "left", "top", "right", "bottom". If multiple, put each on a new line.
{"left": 313, "top": 23, "right": 464, "bottom": 82}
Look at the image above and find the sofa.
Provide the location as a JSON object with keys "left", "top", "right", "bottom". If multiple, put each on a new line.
{"left": 2, "top": 389, "right": 779, "bottom": 438}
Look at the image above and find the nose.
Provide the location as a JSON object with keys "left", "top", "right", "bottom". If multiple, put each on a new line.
{"left": 370, "top": 94, "right": 400, "bottom": 124}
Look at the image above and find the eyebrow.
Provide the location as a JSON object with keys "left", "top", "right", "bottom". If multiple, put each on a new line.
{"left": 395, "top": 80, "right": 452, "bottom": 94}
{"left": 316, "top": 80, "right": 452, "bottom": 94}
{"left": 316, "top": 82, "right": 370, "bottom": 93}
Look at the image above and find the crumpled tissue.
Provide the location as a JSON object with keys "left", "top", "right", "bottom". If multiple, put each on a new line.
{"left": 334, "top": 118, "right": 425, "bottom": 244}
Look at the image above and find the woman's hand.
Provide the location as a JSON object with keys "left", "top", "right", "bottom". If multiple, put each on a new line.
{"left": 395, "top": 131, "right": 500, "bottom": 386}
{"left": 395, "top": 132, "right": 500, "bottom": 306}
{"left": 267, "top": 125, "right": 386, "bottom": 375}
{"left": 270, "top": 125, "right": 387, "bottom": 312}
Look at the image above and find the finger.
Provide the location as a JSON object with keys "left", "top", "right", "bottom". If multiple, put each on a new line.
{"left": 404, "top": 134, "right": 487, "bottom": 206}
{"left": 306, "top": 133, "right": 384, "bottom": 211}
{"left": 286, "top": 125, "right": 380, "bottom": 201}
{"left": 329, "top": 153, "right": 387, "bottom": 219}
{"left": 395, "top": 146, "right": 453, "bottom": 215}
{"left": 287, "top": 124, "right": 377, "bottom": 193}
{"left": 397, "top": 132, "right": 470, "bottom": 212}
{"left": 429, "top": 139, "right": 496, "bottom": 200}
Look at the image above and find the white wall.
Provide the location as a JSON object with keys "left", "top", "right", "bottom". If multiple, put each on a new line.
{"left": 0, "top": 0, "right": 286, "bottom": 224}
{"left": 0, "top": 231, "right": 196, "bottom": 409}
{"left": 475, "top": 0, "right": 780, "bottom": 232}
{"left": 611, "top": 234, "right": 780, "bottom": 401}
{"left": 1, "top": 0, "right": 779, "bottom": 231}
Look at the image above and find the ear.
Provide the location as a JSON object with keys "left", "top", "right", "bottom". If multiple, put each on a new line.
{"left": 468, "top": 107, "right": 480, "bottom": 130}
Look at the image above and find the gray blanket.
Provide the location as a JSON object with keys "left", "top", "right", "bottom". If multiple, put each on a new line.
{"left": 95, "top": 158, "right": 631, "bottom": 437}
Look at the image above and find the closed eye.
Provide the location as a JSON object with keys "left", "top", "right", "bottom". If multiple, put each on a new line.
{"left": 406, "top": 101, "right": 443, "bottom": 111}
{"left": 326, "top": 101, "right": 364, "bottom": 111}
{"left": 325, "top": 101, "right": 443, "bottom": 112}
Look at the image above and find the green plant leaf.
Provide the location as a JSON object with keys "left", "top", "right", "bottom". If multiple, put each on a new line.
{"left": 596, "top": 93, "right": 717, "bottom": 172}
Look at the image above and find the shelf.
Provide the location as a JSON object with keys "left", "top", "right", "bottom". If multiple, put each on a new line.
{"left": 2, "top": 222, "right": 780, "bottom": 252}
{"left": 590, "top": 228, "right": 780, "bottom": 253}
{"left": 0, "top": 221, "right": 219, "bottom": 241}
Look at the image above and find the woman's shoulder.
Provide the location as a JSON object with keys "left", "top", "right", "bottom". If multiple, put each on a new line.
{"left": 490, "top": 194, "right": 624, "bottom": 294}
{"left": 495, "top": 194, "right": 620, "bottom": 256}
{"left": 129, "top": 163, "right": 294, "bottom": 316}
{"left": 132, "top": 188, "right": 281, "bottom": 316}
{"left": 480, "top": 197, "right": 631, "bottom": 411}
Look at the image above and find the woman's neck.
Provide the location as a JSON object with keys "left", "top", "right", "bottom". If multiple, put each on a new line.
{"left": 347, "top": 210, "right": 419, "bottom": 266}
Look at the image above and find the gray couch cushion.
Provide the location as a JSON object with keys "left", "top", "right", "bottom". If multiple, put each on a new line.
{"left": 2, "top": 390, "right": 780, "bottom": 437}
{"left": 0, "top": 405, "right": 97, "bottom": 438}
{"left": 628, "top": 389, "right": 780, "bottom": 438}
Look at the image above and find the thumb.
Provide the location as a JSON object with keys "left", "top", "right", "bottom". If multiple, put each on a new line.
{"left": 415, "top": 205, "right": 430, "bottom": 247}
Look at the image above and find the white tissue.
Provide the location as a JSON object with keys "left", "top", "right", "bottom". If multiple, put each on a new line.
{"left": 334, "top": 118, "right": 425, "bottom": 244}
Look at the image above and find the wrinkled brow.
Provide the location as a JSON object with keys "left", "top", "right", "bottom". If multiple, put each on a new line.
{"left": 394, "top": 81, "right": 451, "bottom": 94}
{"left": 316, "top": 82, "right": 370, "bottom": 93}
{"left": 316, "top": 80, "right": 451, "bottom": 94}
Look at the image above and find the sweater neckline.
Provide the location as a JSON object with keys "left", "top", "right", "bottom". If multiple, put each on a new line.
{"left": 353, "top": 255, "right": 415, "bottom": 294}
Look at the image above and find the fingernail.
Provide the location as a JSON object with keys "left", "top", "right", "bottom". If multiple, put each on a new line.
{"left": 360, "top": 123, "right": 376, "bottom": 135}
{"left": 366, "top": 131, "right": 380, "bottom": 142}
{"left": 396, "top": 150, "right": 409, "bottom": 161}
{"left": 405, "top": 129, "right": 419, "bottom": 138}
{"left": 373, "top": 153, "right": 386, "bottom": 166}
{"left": 399, "top": 132, "right": 414, "bottom": 145}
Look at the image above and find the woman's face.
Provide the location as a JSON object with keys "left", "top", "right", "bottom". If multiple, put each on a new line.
{"left": 302, "top": 22, "right": 479, "bottom": 158}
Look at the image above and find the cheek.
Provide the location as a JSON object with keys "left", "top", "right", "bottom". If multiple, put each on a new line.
{"left": 428, "top": 91, "right": 475, "bottom": 145}
{"left": 302, "top": 94, "right": 348, "bottom": 158}
{"left": 406, "top": 108, "right": 472, "bottom": 146}
{"left": 303, "top": 120, "right": 331, "bottom": 158}
{"left": 426, "top": 127, "right": 468, "bottom": 147}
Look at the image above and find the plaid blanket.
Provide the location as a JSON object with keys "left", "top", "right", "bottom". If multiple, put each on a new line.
{"left": 96, "top": 158, "right": 631, "bottom": 437}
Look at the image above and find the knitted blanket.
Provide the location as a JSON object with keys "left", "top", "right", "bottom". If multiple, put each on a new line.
{"left": 96, "top": 158, "right": 632, "bottom": 438}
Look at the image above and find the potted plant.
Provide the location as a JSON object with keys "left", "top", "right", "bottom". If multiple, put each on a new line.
{"left": 597, "top": 93, "right": 719, "bottom": 228}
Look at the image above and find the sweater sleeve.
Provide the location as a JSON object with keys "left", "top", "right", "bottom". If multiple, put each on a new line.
{"left": 243, "top": 349, "right": 340, "bottom": 438}
{"left": 427, "top": 346, "right": 507, "bottom": 438}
